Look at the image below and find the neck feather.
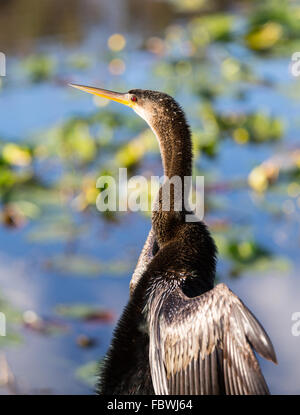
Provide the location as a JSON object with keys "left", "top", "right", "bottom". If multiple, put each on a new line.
{"left": 151, "top": 112, "right": 193, "bottom": 244}
{"left": 153, "top": 113, "right": 192, "bottom": 179}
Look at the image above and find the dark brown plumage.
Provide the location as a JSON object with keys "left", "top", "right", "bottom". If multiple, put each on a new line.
{"left": 96, "top": 89, "right": 277, "bottom": 395}
{"left": 68, "top": 84, "right": 277, "bottom": 395}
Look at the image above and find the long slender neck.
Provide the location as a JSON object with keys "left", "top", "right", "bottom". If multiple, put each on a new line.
{"left": 155, "top": 118, "right": 192, "bottom": 179}
{"left": 151, "top": 111, "right": 193, "bottom": 245}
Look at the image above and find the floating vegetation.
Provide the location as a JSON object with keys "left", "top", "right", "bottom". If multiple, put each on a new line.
{"left": 75, "top": 360, "right": 99, "bottom": 388}
{"left": 22, "top": 310, "right": 69, "bottom": 336}
{"left": 22, "top": 54, "right": 57, "bottom": 83}
{"left": 0, "top": 0, "right": 299, "bottom": 394}
{"left": 55, "top": 304, "right": 114, "bottom": 323}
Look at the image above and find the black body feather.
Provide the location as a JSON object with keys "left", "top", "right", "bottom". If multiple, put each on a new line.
{"left": 98, "top": 90, "right": 276, "bottom": 395}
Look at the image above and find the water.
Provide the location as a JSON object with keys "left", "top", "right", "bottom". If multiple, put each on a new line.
{"left": 0, "top": 0, "right": 300, "bottom": 394}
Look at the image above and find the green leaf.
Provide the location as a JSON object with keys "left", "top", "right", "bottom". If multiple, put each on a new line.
{"left": 75, "top": 360, "right": 99, "bottom": 388}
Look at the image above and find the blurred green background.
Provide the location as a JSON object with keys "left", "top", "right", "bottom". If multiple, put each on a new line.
{"left": 0, "top": 0, "right": 300, "bottom": 394}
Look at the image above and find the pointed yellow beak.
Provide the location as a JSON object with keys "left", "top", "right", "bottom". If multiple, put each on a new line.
{"left": 69, "top": 83, "right": 133, "bottom": 107}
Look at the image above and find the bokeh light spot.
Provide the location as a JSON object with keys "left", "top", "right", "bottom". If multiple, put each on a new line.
{"left": 109, "top": 58, "right": 126, "bottom": 75}
{"left": 108, "top": 33, "right": 126, "bottom": 52}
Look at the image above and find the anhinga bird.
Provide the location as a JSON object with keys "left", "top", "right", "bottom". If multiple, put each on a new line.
{"left": 70, "top": 84, "right": 277, "bottom": 395}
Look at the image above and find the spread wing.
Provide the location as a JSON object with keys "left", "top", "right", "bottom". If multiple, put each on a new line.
{"left": 148, "top": 282, "right": 277, "bottom": 395}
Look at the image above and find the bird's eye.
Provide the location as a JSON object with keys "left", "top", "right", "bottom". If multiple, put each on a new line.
{"left": 131, "top": 95, "right": 138, "bottom": 102}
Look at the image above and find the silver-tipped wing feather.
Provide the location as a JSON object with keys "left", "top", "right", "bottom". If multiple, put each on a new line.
{"left": 148, "top": 282, "right": 276, "bottom": 395}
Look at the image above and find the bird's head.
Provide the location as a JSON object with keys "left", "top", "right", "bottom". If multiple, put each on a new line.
{"left": 69, "top": 84, "right": 184, "bottom": 131}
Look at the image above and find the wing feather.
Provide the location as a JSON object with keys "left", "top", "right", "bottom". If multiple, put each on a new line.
{"left": 148, "top": 282, "right": 276, "bottom": 395}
